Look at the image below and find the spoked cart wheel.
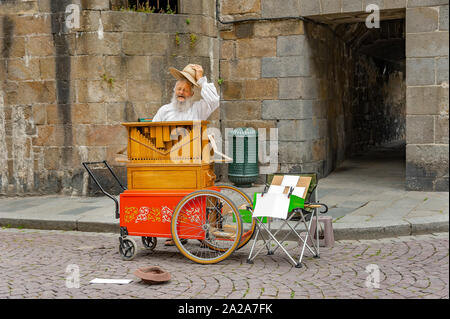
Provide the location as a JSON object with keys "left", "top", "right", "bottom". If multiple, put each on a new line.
{"left": 141, "top": 237, "right": 157, "bottom": 250}
{"left": 119, "top": 237, "right": 137, "bottom": 261}
{"left": 171, "top": 190, "right": 243, "bottom": 264}
{"left": 214, "top": 185, "right": 255, "bottom": 250}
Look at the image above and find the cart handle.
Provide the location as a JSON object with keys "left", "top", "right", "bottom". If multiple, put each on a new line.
{"left": 82, "top": 160, "right": 127, "bottom": 219}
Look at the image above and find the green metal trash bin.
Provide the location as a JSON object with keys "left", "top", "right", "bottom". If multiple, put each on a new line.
{"left": 227, "top": 127, "right": 259, "bottom": 187}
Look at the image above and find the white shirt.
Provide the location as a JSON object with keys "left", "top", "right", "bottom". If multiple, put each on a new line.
{"left": 152, "top": 77, "right": 219, "bottom": 122}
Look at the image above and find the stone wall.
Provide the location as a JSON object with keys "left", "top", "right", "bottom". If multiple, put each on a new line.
{"left": 405, "top": 1, "right": 449, "bottom": 191}
{"left": 0, "top": 0, "right": 448, "bottom": 194}
{"left": 219, "top": 0, "right": 448, "bottom": 191}
{"left": 0, "top": 0, "right": 219, "bottom": 195}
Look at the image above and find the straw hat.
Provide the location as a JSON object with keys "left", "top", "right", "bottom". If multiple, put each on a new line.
{"left": 133, "top": 266, "right": 171, "bottom": 284}
{"left": 169, "top": 64, "right": 200, "bottom": 88}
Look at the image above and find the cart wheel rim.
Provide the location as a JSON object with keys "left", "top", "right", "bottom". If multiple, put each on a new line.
{"left": 171, "top": 190, "right": 243, "bottom": 264}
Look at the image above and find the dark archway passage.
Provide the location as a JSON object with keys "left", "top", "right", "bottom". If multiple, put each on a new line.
{"left": 328, "top": 18, "right": 407, "bottom": 185}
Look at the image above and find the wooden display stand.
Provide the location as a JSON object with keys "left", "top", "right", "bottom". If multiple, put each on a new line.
{"left": 121, "top": 121, "right": 215, "bottom": 190}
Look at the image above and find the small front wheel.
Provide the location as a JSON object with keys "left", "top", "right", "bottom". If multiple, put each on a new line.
{"left": 119, "top": 237, "right": 137, "bottom": 261}
{"left": 141, "top": 237, "right": 157, "bottom": 250}
{"left": 171, "top": 190, "right": 243, "bottom": 264}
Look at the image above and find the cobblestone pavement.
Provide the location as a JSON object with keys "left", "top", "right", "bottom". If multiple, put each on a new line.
{"left": 0, "top": 228, "right": 448, "bottom": 299}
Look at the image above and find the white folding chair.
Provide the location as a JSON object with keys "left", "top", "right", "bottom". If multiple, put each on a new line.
{"left": 246, "top": 175, "right": 327, "bottom": 268}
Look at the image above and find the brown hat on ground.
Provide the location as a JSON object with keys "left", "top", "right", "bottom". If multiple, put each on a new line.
{"left": 134, "top": 266, "right": 171, "bottom": 284}
{"left": 169, "top": 64, "right": 200, "bottom": 88}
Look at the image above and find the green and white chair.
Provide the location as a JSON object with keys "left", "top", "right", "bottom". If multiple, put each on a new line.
{"left": 246, "top": 174, "right": 327, "bottom": 268}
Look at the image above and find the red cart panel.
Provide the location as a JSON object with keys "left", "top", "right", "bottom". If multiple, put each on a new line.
{"left": 119, "top": 188, "right": 219, "bottom": 239}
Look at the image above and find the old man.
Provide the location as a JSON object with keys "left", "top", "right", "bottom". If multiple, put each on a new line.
{"left": 152, "top": 64, "right": 219, "bottom": 122}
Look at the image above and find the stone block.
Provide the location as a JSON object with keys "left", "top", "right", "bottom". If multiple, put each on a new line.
{"left": 253, "top": 20, "right": 304, "bottom": 37}
{"left": 279, "top": 77, "right": 319, "bottom": 99}
{"left": 261, "top": 0, "right": 300, "bottom": 18}
{"left": 104, "top": 102, "right": 124, "bottom": 124}
{"left": 440, "top": 4, "right": 449, "bottom": 30}
{"left": 277, "top": 119, "right": 317, "bottom": 141}
{"left": 435, "top": 115, "right": 449, "bottom": 143}
{"left": 300, "top": 0, "right": 321, "bottom": 16}
{"left": 1, "top": 36, "right": 25, "bottom": 58}
{"left": 221, "top": 101, "right": 261, "bottom": 120}
{"left": 262, "top": 100, "right": 314, "bottom": 120}
{"left": 179, "top": 0, "right": 204, "bottom": 15}
{"left": 220, "top": 28, "right": 237, "bottom": 41}
{"left": 123, "top": 32, "right": 169, "bottom": 56}
{"left": 85, "top": 125, "right": 127, "bottom": 146}
{"left": 76, "top": 80, "right": 127, "bottom": 103}
{"left": 148, "top": 56, "right": 165, "bottom": 82}
{"left": 37, "top": 0, "right": 52, "bottom": 12}
{"left": 384, "top": 0, "right": 407, "bottom": 9}
{"left": 236, "top": 37, "right": 276, "bottom": 58}
{"left": 127, "top": 80, "right": 163, "bottom": 103}
{"left": 277, "top": 35, "right": 312, "bottom": 56}
{"left": 123, "top": 56, "right": 150, "bottom": 80}
{"left": 72, "top": 56, "right": 105, "bottom": 80}
{"left": 32, "top": 105, "right": 46, "bottom": 125}
{"left": 242, "top": 78, "right": 278, "bottom": 100}
{"left": 220, "top": 41, "right": 235, "bottom": 60}
{"left": 342, "top": 0, "right": 363, "bottom": 12}
{"left": 278, "top": 141, "right": 313, "bottom": 163}
{"left": 406, "top": 7, "right": 439, "bottom": 33}
{"left": 80, "top": 10, "right": 101, "bottom": 32}
{"left": 76, "top": 32, "right": 122, "bottom": 55}
{"left": 7, "top": 58, "right": 40, "bottom": 81}
{"left": 407, "top": 0, "right": 449, "bottom": 8}
{"left": 406, "top": 32, "right": 449, "bottom": 58}
{"left": 27, "top": 35, "right": 54, "bottom": 56}
{"left": 52, "top": 33, "right": 76, "bottom": 56}
{"left": 312, "top": 138, "right": 327, "bottom": 161}
{"left": 436, "top": 56, "right": 449, "bottom": 84}
{"left": 17, "top": 81, "right": 56, "bottom": 105}
{"left": 406, "top": 86, "right": 445, "bottom": 115}
{"left": 104, "top": 56, "right": 127, "bottom": 79}
{"left": 80, "top": 0, "right": 110, "bottom": 10}
{"left": 100, "top": 11, "right": 141, "bottom": 32}
{"left": 71, "top": 103, "right": 107, "bottom": 124}
{"left": 46, "top": 104, "right": 72, "bottom": 125}
{"left": 406, "top": 115, "right": 435, "bottom": 144}
{"left": 32, "top": 125, "right": 66, "bottom": 146}
{"left": 220, "top": 0, "right": 261, "bottom": 15}
{"left": 220, "top": 58, "right": 260, "bottom": 80}
{"left": 235, "top": 23, "right": 254, "bottom": 38}
{"left": 262, "top": 56, "right": 312, "bottom": 77}
{"left": 222, "top": 80, "right": 243, "bottom": 100}
{"left": 406, "top": 58, "right": 436, "bottom": 85}
{"left": 406, "top": 143, "right": 449, "bottom": 190}
{"left": 320, "top": 0, "right": 341, "bottom": 14}
{"left": 39, "top": 57, "right": 55, "bottom": 80}
{"left": 13, "top": 14, "right": 52, "bottom": 36}
{"left": 363, "top": 0, "right": 384, "bottom": 10}
{"left": 44, "top": 147, "right": 62, "bottom": 170}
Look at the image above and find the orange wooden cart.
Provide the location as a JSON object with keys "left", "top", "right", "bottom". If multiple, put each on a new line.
{"left": 83, "top": 121, "right": 256, "bottom": 264}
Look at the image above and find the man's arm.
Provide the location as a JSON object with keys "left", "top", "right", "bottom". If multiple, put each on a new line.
{"left": 190, "top": 64, "right": 219, "bottom": 120}
{"left": 196, "top": 76, "right": 220, "bottom": 120}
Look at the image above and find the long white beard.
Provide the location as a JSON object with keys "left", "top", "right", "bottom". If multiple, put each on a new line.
{"left": 172, "top": 93, "right": 194, "bottom": 112}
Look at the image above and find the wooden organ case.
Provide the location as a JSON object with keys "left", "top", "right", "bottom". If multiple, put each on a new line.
{"left": 122, "top": 121, "right": 216, "bottom": 190}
